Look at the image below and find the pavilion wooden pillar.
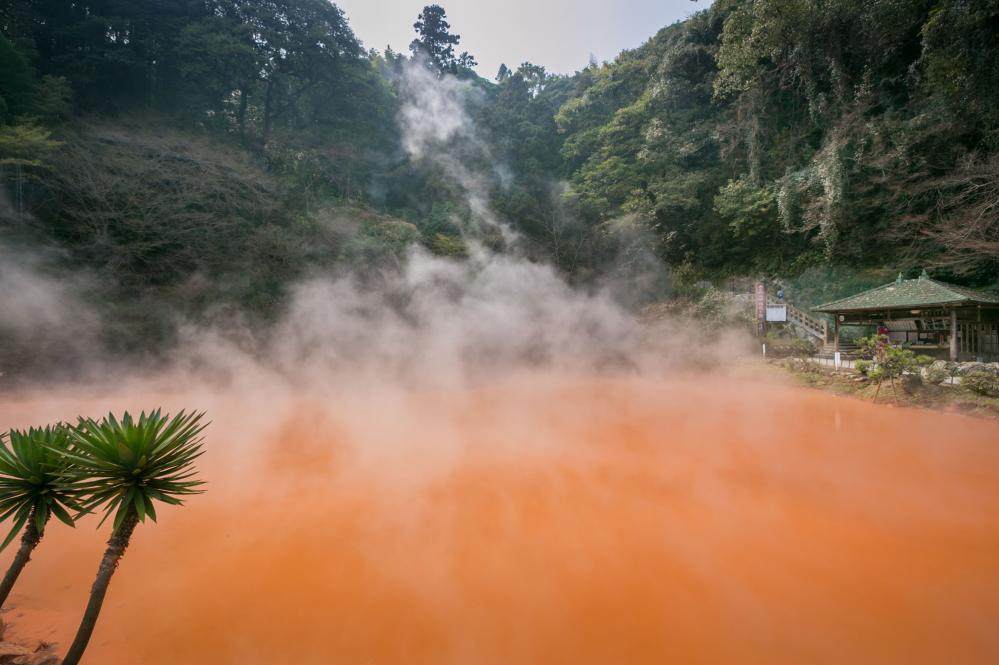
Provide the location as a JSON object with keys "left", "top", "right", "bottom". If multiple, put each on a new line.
{"left": 950, "top": 309, "right": 958, "bottom": 361}
{"left": 834, "top": 317, "right": 840, "bottom": 353}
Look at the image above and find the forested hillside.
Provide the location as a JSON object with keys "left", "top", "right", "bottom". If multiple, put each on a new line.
{"left": 556, "top": 0, "right": 999, "bottom": 285}
{"left": 1, "top": 0, "right": 998, "bottom": 368}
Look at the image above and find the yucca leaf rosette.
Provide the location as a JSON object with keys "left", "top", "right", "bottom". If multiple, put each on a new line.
{"left": 0, "top": 425, "right": 81, "bottom": 550}
{"left": 62, "top": 410, "right": 208, "bottom": 530}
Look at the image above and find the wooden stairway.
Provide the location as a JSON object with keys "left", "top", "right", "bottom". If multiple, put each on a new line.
{"left": 767, "top": 295, "right": 827, "bottom": 343}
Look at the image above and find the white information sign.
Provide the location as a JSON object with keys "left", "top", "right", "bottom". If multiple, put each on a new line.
{"left": 765, "top": 305, "right": 787, "bottom": 322}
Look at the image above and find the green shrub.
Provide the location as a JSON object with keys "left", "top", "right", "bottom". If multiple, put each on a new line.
{"left": 337, "top": 207, "right": 421, "bottom": 265}
{"left": 963, "top": 371, "right": 999, "bottom": 397}
{"left": 856, "top": 334, "right": 881, "bottom": 359}
{"left": 430, "top": 233, "right": 469, "bottom": 258}
{"left": 855, "top": 336, "right": 931, "bottom": 380}
{"left": 855, "top": 359, "right": 871, "bottom": 376}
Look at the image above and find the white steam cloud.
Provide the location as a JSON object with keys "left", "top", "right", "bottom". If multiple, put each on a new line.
{"left": 175, "top": 248, "right": 644, "bottom": 390}
{"left": 398, "top": 63, "right": 480, "bottom": 160}
{"left": 398, "top": 61, "right": 513, "bottom": 244}
{"left": 0, "top": 245, "right": 100, "bottom": 381}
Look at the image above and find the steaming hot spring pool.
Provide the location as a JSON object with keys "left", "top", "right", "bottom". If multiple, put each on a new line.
{"left": 2, "top": 373, "right": 998, "bottom": 664}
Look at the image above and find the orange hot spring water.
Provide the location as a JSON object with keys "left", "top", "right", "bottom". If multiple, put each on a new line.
{"left": 1, "top": 373, "right": 998, "bottom": 664}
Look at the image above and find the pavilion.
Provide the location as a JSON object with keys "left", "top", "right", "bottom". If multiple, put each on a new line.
{"left": 813, "top": 271, "right": 999, "bottom": 361}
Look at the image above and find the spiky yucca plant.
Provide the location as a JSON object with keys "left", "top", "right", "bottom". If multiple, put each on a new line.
{"left": 0, "top": 425, "right": 82, "bottom": 607}
{"left": 58, "top": 410, "right": 207, "bottom": 665}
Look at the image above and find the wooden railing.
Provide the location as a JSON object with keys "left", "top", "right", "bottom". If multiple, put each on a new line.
{"left": 767, "top": 296, "right": 826, "bottom": 342}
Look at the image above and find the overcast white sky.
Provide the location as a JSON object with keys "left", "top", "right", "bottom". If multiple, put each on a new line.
{"left": 338, "top": 0, "right": 708, "bottom": 78}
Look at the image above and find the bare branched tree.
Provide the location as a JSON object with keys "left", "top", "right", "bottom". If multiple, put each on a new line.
{"left": 922, "top": 154, "right": 999, "bottom": 272}
{"left": 41, "top": 123, "right": 287, "bottom": 289}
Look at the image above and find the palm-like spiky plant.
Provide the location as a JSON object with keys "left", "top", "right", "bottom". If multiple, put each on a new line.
{"left": 0, "top": 425, "right": 82, "bottom": 607}
{"left": 58, "top": 410, "right": 208, "bottom": 665}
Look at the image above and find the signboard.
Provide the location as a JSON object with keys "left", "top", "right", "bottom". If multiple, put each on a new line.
{"left": 766, "top": 305, "right": 787, "bottom": 322}
{"left": 755, "top": 282, "right": 766, "bottom": 335}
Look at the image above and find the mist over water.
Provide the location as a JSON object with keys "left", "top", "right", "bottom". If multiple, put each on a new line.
{"left": 3, "top": 374, "right": 999, "bottom": 664}
{"left": 2, "top": 63, "right": 999, "bottom": 665}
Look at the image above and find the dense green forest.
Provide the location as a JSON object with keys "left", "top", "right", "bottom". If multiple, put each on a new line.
{"left": 1, "top": 0, "right": 998, "bottom": 366}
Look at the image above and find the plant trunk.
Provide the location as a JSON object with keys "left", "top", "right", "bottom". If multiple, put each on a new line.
{"left": 262, "top": 78, "right": 274, "bottom": 148}
{"left": 61, "top": 511, "right": 139, "bottom": 665}
{"left": 0, "top": 509, "right": 46, "bottom": 607}
{"left": 237, "top": 87, "right": 249, "bottom": 140}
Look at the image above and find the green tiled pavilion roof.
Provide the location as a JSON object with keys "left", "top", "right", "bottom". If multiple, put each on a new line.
{"left": 814, "top": 273, "right": 999, "bottom": 313}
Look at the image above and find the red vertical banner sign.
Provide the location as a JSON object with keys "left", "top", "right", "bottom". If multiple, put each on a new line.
{"left": 755, "top": 281, "right": 766, "bottom": 336}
